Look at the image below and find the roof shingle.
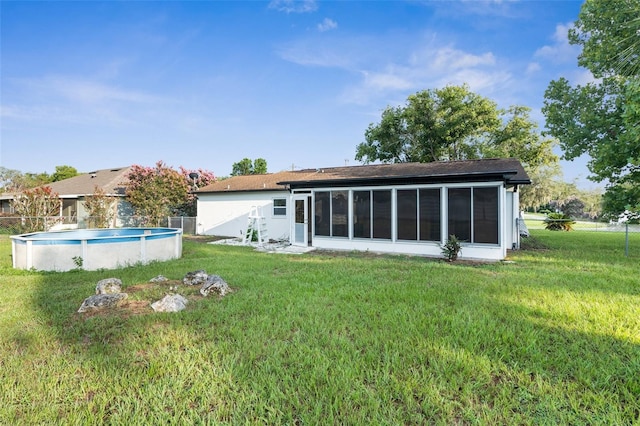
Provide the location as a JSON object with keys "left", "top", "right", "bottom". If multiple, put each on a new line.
{"left": 196, "top": 158, "right": 530, "bottom": 193}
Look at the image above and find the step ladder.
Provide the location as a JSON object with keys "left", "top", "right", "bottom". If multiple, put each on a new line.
{"left": 243, "top": 206, "right": 268, "bottom": 246}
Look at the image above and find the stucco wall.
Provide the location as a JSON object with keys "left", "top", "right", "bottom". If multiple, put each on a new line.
{"left": 196, "top": 191, "right": 291, "bottom": 240}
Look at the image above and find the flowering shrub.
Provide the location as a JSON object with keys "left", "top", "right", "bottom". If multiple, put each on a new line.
{"left": 11, "top": 186, "right": 62, "bottom": 232}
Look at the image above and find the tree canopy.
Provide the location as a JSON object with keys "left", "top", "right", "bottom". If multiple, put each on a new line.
{"left": 355, "top": 85, "right": 556, "bottom": 172}
{"left": 124, "top": 161, "right": 215, "bottom": 225}
{"left": 51, "top": 165, "right": 79, "bottom": 182}
{"left": 543, "top": 0, "right": 640, "bottom": 215}
{"left": 0, "top": 167, "right": 52, "bottom": 192}
{"left": 231, "top": 158, "right": 267, "bottom": 176}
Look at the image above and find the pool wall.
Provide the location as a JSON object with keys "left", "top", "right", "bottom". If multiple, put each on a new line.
{"left": 11, "top": 228, "right": 182, "bottom": 272}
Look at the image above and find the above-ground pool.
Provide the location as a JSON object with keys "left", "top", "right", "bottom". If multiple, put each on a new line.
{"left": 11, "top": 228, "right": 182, "bottom": 272}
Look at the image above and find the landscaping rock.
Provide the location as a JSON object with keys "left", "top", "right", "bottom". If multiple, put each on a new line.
{"left": 78, "top": 293, "right": 128, "bottom": 313}
{"left": 151, "top": 294, "right": 188, "bottom": 313}
{"left": 200, "top": 274, "right": 230, "bottom": 297}
{"left": 95, "top": 278, "right": 123, "bottom": 295}
{"left": 149, "top": 275, "right": 169, "bottom": 283}
{"left": 183, "top": 270, "right": 208, "bottom": 286}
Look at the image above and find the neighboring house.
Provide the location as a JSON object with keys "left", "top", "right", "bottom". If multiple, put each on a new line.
{"left": 195, "top": 158, "right": 531, "bottom": 261}
{"left": 40, "top": 167, "right": 132, "bottom": 229}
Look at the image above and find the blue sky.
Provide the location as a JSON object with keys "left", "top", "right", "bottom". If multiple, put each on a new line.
{"left": 1, "top": 1, "right": 595, "bottom": 186}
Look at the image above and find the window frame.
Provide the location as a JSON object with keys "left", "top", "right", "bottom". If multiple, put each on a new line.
{"left": 272, "top": 198, "right": 287, "bottom": 217}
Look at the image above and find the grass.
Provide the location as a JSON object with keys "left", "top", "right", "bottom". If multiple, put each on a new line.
{"left": 0, "top": 231, "right": 639, "bottom": 424}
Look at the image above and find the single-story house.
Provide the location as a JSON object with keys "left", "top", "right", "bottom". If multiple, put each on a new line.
{"left": 35, "top": 167, "right": 132, "bottom": 229}
{"left": 195, "top": 158, "right": 530, "bottom": 261}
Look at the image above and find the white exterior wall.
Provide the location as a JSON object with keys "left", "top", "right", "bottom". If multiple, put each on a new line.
{"left": 196, "top": 191, "right": 291, "bottom": 240}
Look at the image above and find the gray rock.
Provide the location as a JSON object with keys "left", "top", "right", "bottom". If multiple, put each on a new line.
{"left": 95, "top": 278, "right": 123, "bottom": 295}
{"left": 78, "top": 293, "right": 128, "bottom": 313}
{"left": 183, "top": 270, "right": 208, "bottom": 286}
{"left": 200, "top": 274, "right": 230, "bottom": 297}
{"left": 151, "top": 294, "right": 188, "bottom": 313}
{"left": 149, "top": 275, "right": 169, "bottom": 283}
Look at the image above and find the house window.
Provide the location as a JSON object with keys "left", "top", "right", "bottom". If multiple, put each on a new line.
{"left": 273, "top": 198, "right": 287, "bottom": 216}
{"left": 373, "top": 190, "right": 391, "bottom": 239}
{"left": 473, "top": 187, "right": 499, "bottom": 244}
{"left": 447, "top": 187, "right": 498, "bottom": 244}
{"left": 331, "top": 191, "right": 349, "bottom": 237}
{"left": 353, "top": 191, "right": 371, "bottom": 238}
{"left": 397, "top": 188, "right": 441, "bottom": 242}
{"left": 314, "top": 192, "right": 331, "bottom": 236}
{"left": 351, "top": 189, "right": 391, "bottom": 240}
{"left": 448, "top": 188, "right": 472, "bottom": 241}
{"left": 314, "top": 191, "right": 348, "bottom": 238}
{"left": 419, "top": 188, "right": 441, "bottom": 242}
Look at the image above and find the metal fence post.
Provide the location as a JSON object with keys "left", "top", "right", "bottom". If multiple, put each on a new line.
{"left": 625, "top": 223, "right": 629, "bottom": 257}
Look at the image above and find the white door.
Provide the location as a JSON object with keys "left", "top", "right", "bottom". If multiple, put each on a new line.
{"left": 293, "top": 196, "right": 311, "bottom": 246}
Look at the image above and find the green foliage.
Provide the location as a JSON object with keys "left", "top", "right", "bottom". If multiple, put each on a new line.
{"left": 231, "top": 158, "right": 268, "bottom": 176}
{"left": 71, "top": 256, "right": 83, "bottom": 269}
{"left": 0, "top": 167, "right": 51, "bottom": 192}
{"left": 0, "top": 231, "right": 638, "bottom": 423}
{"left": 543, "top": 0, "right": 640, "bottom": 218}
{"left": 355, "top": 85, "right": 501, "bottom": 163}
{"left": 11, "top": 186, "right": 62, "bottom": 232}
{"left": 355, "top": 85, "right": 557, "bottom": 179}
{"left": 51, "top": 165, "right": 79, "bottom": 182}
{"left": 441, "top": 234, "right": 462, "bottom": 261}
{"left": 124, "top": 162, "right": 215, "bottom": 224}
{"left": 544, "top": 212, "right": 576, "bottom": 231}
{"left": 569, "top": 0, "right": 640, "bottom": 79}
{"left": 177, "top": 166, "right": 216, "bottom": 216}
{"left": 82, "top": 186, "right": 116, "bottom": 228}
{"left": 602, "top": 183, "right": 640, "bottom": 223}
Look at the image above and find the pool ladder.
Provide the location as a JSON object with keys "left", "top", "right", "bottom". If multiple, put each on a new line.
{"left": 243, "top": 206, "right": 268, "bottom": 246}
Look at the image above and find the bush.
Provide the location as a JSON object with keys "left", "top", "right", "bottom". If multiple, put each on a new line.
{"left": 544, "top": 212, "right": 576, "bottom": 231}
{"left": 442, "top": 235, "right": 462, "bottom": 261}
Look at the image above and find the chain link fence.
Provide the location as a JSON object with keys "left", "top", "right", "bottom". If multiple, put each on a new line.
{"left": 0, "top": 216, "right": 197, "bottom": 235}
{"left": 523, "top": 215, "right": 640, "bottom": 233}
{"left": 523, "top": 214, "right": 639, "bottom": 257}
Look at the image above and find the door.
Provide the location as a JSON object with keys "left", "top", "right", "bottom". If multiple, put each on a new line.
{"left": 293, "top": 196, "right": 311, "bottom": 246}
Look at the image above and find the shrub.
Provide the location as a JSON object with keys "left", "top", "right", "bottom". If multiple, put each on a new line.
{"left": 442, "top": 235, "right": 462, "bottom": 261}
{"left": 544, "top": 212, "right": 576, "bottom": 231}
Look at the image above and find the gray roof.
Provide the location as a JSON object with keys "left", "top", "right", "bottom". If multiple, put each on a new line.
{"left": 197, "top": 158, "right": 530, "bottom": 193}
{"left": 43, "top": 167, "right": 131, "bottom": 197}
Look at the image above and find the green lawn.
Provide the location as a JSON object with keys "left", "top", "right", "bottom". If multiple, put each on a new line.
{"left": 1, "top": 231, "right": 638, "bottom": 424}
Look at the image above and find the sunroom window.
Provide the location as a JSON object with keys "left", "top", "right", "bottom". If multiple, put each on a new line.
{"left": 447, "top": 187, "right": 498, "bottom": 244}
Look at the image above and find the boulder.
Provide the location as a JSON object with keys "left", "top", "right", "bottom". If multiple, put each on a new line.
{"left": 200, "top": 274, "right": 231, "bottom": 297}
{"left": 95, "top": 278, "right": 123, "bottom": 295}
{"left": 149, "top": 275, "right": 169, "bottom": 283}
{"left": 151, "top": 294, "right": 188, "bottom": 313}
{"left": 183, "top": 270, "right": 208, "bottom": 286}
{"left": 78, "top": 293, "right": 128, "bottom": 313}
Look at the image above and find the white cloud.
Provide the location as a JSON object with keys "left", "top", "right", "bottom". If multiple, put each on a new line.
{"left": 43, "top": 77, "right": 158, "bottom": 104}
{"left": 2, "top": 75, "right": 163, "bottom": 125}
{"left": 534, "top": 22, "right": 580, "bottom": 63}
{"left": 526, "top": 62, "right": 541, "bottom": 74}
{"left": 268, "top": 0, "right": 317, "bottom": 14}
{"left": 318, "top": 18, "right": 337, "bottom": 32}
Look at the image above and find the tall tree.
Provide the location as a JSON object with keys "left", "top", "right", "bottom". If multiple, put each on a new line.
{"left": 355, "top": 85, "right": 501, "bottom": 164}
{"left": 51, "top": 165, "right": 79, "bottom": 182}
{"left": 543, "top": 0, "right": 640, "bottom": 216}
{"left": 0, "top": 167, "right": 51, "bottom": 192}
{"left": 231, "top": 158, "right": 268, "bottom": 176}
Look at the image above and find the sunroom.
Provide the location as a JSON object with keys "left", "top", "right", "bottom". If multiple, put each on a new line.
{"left": 279, "top": 158, "right": 530, "bottom": 261}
